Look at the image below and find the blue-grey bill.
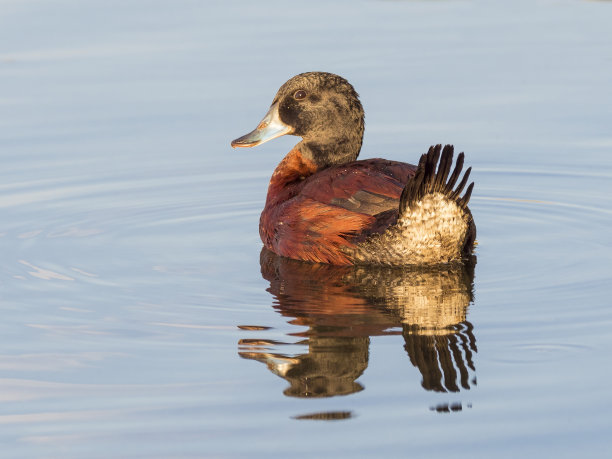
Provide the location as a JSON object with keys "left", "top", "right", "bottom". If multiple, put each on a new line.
{"left": 231, "top": 103, "right": 292, "bottom": 148}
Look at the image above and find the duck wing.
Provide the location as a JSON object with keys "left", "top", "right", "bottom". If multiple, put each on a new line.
{"left": 301, "top": 159, "right": 417, "bottom": 216}
{"left": 260, "top": 160, "right": 416, "bottom": 265}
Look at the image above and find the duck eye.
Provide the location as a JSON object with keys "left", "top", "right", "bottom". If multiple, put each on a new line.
{"left": 294, "top": 90, "right": 307, "bottom": 100}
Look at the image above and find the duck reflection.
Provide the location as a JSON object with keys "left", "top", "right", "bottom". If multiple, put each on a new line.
{"left": 239, "top": 249, "right": 477, "bottom": 398}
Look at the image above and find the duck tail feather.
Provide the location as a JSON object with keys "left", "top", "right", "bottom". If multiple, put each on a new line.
{"left": 449, "top": 167, "right": 472, "bottom": 201}
{"left": 445, "top": 152, "right": 464, "bottom": 193}
{"left": 458, "top": 182, "right": 474, "bottom": 208}
{"left": 434, "top": 144, "right": 454, "bottom": 191}
{"left": 400, "top": 144, "right": 474, "bottom": 216}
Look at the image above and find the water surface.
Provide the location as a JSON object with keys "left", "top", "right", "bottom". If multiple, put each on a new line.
{"left": 2, "top": 0, "right": 612, "bottom": 457}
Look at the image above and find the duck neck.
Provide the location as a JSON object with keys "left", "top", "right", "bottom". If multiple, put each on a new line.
{"left": 298, "top": 130, "right": 363, "bottom": 169}
{"left": 264, "top": 126, "right": 363, "bottom": 207}
{"left": 265, "top": 147, "right": 319, "bottom": 207}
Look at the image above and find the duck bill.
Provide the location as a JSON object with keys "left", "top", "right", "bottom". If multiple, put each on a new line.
{"left": 231, "top": 103, "right": 293, "bottom": 148}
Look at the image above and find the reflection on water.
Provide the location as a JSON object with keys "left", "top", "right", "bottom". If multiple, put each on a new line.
{"left": 239, "top": 250, "right": 477, "bottom": 404}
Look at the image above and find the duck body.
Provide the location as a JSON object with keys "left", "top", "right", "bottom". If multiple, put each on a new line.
{"left": 260, "top": 148, "right": 416, "bottom": 264}
{"left": 232, "top": 72, "right": 476, "bottom": 266}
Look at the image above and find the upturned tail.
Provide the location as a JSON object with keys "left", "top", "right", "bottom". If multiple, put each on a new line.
{"left": 397, "top": 144, "right": 476, "bottom": 261}
{"left": 347, "top": 144, "right": 476, "bottom": 265}
{"left": 400, "top": 144, "right": 474, "bottom": 216}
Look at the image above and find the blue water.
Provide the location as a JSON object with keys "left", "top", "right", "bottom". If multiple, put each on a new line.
{"left": 2, "top": 0, "right": 612, "bottom": 457}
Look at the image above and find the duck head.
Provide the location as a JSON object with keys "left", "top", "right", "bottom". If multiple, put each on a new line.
{"left": 231, "top": 72, "right": 365, "bottom": 167}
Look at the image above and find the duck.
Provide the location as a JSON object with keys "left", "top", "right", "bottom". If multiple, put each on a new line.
{"left": 231, "top": 72, "right": 476, "bottom": 266}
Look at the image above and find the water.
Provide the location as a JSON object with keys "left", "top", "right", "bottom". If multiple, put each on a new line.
{"left": 2, "top": 0, "right": 612, "bottom": 457}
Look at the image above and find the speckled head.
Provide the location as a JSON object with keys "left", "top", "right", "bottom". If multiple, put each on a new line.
{"left": 231, "top": 72, "right": 365, "bottom": 168}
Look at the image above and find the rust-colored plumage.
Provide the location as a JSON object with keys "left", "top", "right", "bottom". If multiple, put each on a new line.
{"left": 232, "top": 72, "right": 476, "bottom": 266}
{"left": 259, "top": 148, "right": 419, "bottom": 264}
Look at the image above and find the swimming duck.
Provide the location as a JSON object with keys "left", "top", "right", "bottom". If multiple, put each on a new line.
{"left": 231, "top": 72, "right": 476, "bottom": 265}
